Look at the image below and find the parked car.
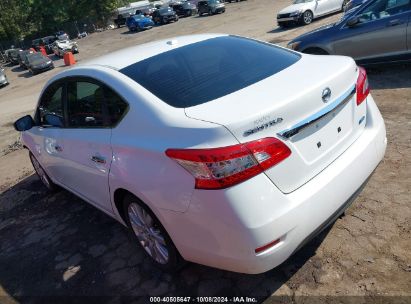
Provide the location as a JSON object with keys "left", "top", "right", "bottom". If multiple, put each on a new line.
{"left": 77, "top": 32, "right": 88, "bottom": 39}
{"left": 126, "top": 14, "right": 155, "bottom": 31}
{"left": 0, "top": 68, "right": 9, "bottom": 87}
{"left": 277, "top": 0, "right": 348, "bottom": 26}
{"left": 53, "top": 40, "right": 79, "bottom": 57}
{"left": 152, "top": 7, "right": 179, "bottom": 24}
{"left": 225, "top": 0, "right": 246, "bottom": 2}
{"left": 5, "top": 48, "right": 22, "bottom": 65}
{"left": 287, "top": 0, "right": 411, "bottom": 65}
{"left": 114, "top": 13, "right": 131, "bottom": 28}
{"left": 41, "top": 36, "right": 58, "bottom": 54}
{"left": 14, "top": 34, "right": 386, "bottom": 274}
{"left": 55, "top": 31, "right": 69, "bottom": 41}
{"left": 198, "top": 0, "right": 226, "bottom": 15}
{"left": 18, "top": 50, "right": 35, "bottom": 69}
{"left": 135, "top": 7, "right": 157, "bottom": 16}
{"left": 170, "top": 2, "right": 198, "bottom": 16}
{"left": 24, "top": 53, "right": 54, "bottom": 75}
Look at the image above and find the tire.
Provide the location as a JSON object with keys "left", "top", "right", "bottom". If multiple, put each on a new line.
{"left": 123, "top": 194, "right": 183, "bottom": 271}
{"left": 301, "top": 10, "right": 313, "bottom": 25}
{"left": 29, "top": 152, "right": 58, "bottom": 192}
{"left": 342, "top": 0, "right": 349, "bottom": 11}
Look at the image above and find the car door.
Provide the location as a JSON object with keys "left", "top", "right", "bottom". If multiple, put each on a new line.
{"left": 29, "top": 81, "right": 66, "bottom": 184}
{"left": 334, "top": 0, "right": 410, "bottom": 60}
{"left": 314, "top": 0, "right": 334, "bottom": 16}
{"left": 57, "top": 78, "right": 114, "bottom": 213}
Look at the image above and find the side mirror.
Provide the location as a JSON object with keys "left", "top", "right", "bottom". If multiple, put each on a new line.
{"left": 346, "top": 16, "right": 360, "bottom": 27}
{"left": 14, "top": 115, "right": 34, "bottom": 131}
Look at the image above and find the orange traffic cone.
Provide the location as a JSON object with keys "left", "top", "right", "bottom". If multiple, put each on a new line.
{"left": 63, "top": 52, "right": 76, "bottom": 66}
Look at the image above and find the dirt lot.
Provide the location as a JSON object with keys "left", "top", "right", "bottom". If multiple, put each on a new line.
{"left": 0, "top": 0, "right": 410, "bottom": 302}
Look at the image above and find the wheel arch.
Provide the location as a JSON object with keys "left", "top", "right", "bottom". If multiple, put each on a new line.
{"left": 112, "top": 188, "right": 166, "bottom": 228}
{"left": 112, "top": 187, "right": 184, "bottom": 257}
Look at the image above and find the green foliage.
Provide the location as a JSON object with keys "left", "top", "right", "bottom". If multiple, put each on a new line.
{"left": 0, "top": 0, "right": 130, "bottom": 41}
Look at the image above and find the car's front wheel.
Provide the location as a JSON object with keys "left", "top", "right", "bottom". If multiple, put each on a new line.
{"left": 30, "top": 152, "right": 58, "bottom": 191}
{"left": 301, "top": 10, "right": 313, "bottom": 25}
{"left": 123, "top": 194, "right": 183, "bottom": 271}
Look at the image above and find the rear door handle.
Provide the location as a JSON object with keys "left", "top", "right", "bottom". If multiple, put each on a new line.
{"left": 91, "top": 155, "right": 106, "bottom": 164}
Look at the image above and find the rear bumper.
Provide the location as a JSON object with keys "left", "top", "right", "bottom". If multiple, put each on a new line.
{"left": 160, "top": 94, "right": 386, "bottom": 274}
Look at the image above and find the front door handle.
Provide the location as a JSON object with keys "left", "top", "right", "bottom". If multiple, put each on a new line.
{"left": 91, "top": 155, "right": 106, "bottom": 164}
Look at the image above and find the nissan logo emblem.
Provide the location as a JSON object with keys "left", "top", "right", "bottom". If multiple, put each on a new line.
{"left": 322, "top": 88, "right": 332, "bottom": 103}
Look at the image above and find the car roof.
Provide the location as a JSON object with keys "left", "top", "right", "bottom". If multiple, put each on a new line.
{"left": 83, "top": 34, "right": 225, "bottom": 70}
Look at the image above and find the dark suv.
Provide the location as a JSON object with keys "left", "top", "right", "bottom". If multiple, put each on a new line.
{"left": 170, "top": 2, "right": 198, "bottom": 17}
{"left": 152, "top": 7, "right": 179, "bottom": 24}
{"left": 198, "top": 0, "right": 226, "bottom": 16}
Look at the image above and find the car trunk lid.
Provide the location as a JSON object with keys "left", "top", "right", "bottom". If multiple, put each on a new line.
{"left": 185, "top": 55, "right": 367, "bottom": 193}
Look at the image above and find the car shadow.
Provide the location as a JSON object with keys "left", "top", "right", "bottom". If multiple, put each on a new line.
{"left": 0, "top": 174, "right": 333, "bottom": 301}
{"left": 11, "top": 66, "right": 26, "bottom": 73}
{"left": 17, "top": 71, "right": 33, "bottom": 78}
{"left": 366, "top": 63, "right": 411, "bottom": 90}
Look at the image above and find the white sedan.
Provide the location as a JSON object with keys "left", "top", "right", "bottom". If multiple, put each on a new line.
{"left": 277, "top": 0, "right": 348, "bottom": 26}
{"left": 14, "top": 34, "right": 386, "bottom": 274}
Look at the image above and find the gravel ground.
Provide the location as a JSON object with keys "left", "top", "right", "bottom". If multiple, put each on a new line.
{"left": 0, "top": 0, "right": 410, "bottom": 302}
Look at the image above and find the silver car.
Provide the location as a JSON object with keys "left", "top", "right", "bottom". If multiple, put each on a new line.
{"left": 0, "top": 68, "right": 9, "bottom": 87}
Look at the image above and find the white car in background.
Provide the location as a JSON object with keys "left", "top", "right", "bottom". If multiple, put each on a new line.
{"left": 277, "top": 0, "right": 348, "bottom": 26}
{"left": 14, "top": 34, "right": 386, "bottom": 274}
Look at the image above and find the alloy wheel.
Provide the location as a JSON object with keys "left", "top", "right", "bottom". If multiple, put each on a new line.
{"left": 127, "top": 202, "right": 169, "bottom": 264}
{"left": 303, "top": 11, "right": 313, "bottom": 24}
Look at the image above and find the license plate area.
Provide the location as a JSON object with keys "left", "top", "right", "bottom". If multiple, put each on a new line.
{"left": 290, "top": 98, "right": 354, "bottom": 164}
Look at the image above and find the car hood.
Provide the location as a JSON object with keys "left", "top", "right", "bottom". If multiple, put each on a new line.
{"left": 278, "top": 3, "right": 311, "bottom": 14}
{"left": 30, "top": 58, "right": 50, "bottom": 66}
{"left": 137, "top": 17, "right": 154, "bottom": 23}
{"left": 56, "top": 40, "right": 77, "bottom": 49}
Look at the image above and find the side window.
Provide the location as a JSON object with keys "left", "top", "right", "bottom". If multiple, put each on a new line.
{"left": 358, "top": 0, "right": 410, "bottom": 22}
{"left": 37, "top": 82, "right": 64, "bottom": 127}
{"left": 105, "top": 87, "right": 128, "bottom": 126}
{"left": 67, "top": 81, "right": 105, "bottom": 128}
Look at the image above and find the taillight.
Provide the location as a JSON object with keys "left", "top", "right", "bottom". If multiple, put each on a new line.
{"left": 356, "top": 66, "right": 370, "bottom": 106}
{"left": 166, "top": 137, "right": 291, "bottom": 190}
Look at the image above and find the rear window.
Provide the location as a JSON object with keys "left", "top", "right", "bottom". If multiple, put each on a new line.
{"left": 119, "top": 36, "right": 301, "bottom": 108}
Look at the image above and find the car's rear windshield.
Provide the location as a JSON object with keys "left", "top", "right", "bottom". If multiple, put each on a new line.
{"left": 119, "top": 36, "right": 301, "bottom": 108}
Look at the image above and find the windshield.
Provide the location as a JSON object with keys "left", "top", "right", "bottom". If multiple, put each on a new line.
{"left": 120, "top": 36, "right": 300, "bottom": 108}
{"left": 159, "top": 8, "right": 173, "bottom": 13}
{"left": 133, "top": 14, "right": 145, "bottom": 20}
{"left": 27, "top": 53, "right": 44, "bottom": 63}
{"left": 209, "top": 0, "right": 223, "bottom": 4}
{"left": 293, "top": 0, "right": 314, "bottom": 3}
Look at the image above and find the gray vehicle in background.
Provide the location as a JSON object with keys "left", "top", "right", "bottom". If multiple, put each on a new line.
{"left": 0, "top": 67, "right": 9, "bottom": 87}
{"left": 198, "top": 0, "right": 226, "bottom": 15}
{"left": 288, "top": 0, "right": 411, "bottom": 65}
{"left": 24, "top": 53, "right": 54, "bottom": 75}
